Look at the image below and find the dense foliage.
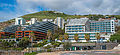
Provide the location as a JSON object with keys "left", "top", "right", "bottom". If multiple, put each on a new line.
{"left": 110, "top": 31, "right": 120, "bottom": 43}
{"left": 63, "top": 42, "right": 72, "bottom": 50}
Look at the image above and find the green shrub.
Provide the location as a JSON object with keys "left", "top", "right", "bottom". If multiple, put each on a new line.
{"left": 24, "top": 52, "right": 37, "bottom": 55}
{"left": 47, "top": 49, "right": 51, "bottom": 52}
{"left": 44, "top": 45, "right": 52, "bottom": 49}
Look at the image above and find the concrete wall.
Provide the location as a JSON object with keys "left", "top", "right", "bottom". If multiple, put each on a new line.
{"left": 72, "top": 43, "right": 119, "bottom": 50}
{"left": 94, "top": 43, "right": 119, "bottom": 50}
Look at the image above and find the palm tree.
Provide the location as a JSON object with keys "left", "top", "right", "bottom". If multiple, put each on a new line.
{"left": 64, "top": 33, "right": 69, "bottom": 42}
{"left": 74, "top": 34, "right": 79, "bottom": 42}
{"left": 10, "top": 35, "right": 15, "bottom": 38}
{"left": 51, "top": 34, "right": 57, "bottom": 41}
{"left": 84, "top": 33, "right": 90, "bottom": 42}
{"left": 95, "top": 33, "right": 101, "bottom": 42}
{"left": 59, "top": 35, "right": 63, "bottom": 42}
{"left": 47, "top": 30, "right": 52, "bottom": 42}
{"left": 30, "top": 32, "right": 36, "bottom": 52}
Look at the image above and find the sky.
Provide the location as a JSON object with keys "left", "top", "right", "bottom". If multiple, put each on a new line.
{"left": 0, "top": 0, "right": 120, "bottom": 22}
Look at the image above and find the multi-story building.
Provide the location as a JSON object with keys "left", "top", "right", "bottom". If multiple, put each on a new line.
{"left": 1, "top": 17, "right": 58, "bottom": 41}
{"left": 65, "top": 18, "right": 99, "bottom": 42}
{"left": 26, "top": 18, "right": 38, "bottom": 25}
{"left": 54, "top": 17, "right": 65, "bottom": 29}
{"left": 0, "top": 25, "right": 21, "bottom": 38}
{"left": 15, "top": 17, "right": 26, "bottom": 25}
{"left": 30, "top": 18, "right": 38, "bottom": 25}
{"left": 16, "top": 21, "right": 58, "bottom": 41}
{"left": 90, "top": 19, "right": 115, "bottom": 34}
{"left": 42, "top": 19, "right": 53, "bottom": 22}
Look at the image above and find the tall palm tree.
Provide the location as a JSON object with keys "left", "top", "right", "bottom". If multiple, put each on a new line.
{"left": 59, "top": 35, "right": 63, "bottom": 42}
{"left": 10, "top": 35, "right": 15, "bottom": 38}
{"left": 84, "top": 33, "right": 90, "bottom": 42}
{"left": 51, "top": 34, "right": 57, "bottom": 41}
{"left": 30, "top": 32, "right": 36, "bottom": 41}
{"left": 74, "top": 34, "right": 79, "bottom": 42}
{"left": 64, "top": 33, "right": 69, "bottom": 41}
{"left": 47, "top": 30, "right": 52, "bottom": 41}
{"left": 95, "top": 33, "right": 101, "bottom": 41}
{"left": 30, "top": 32, "right": 36, "bottom": 52}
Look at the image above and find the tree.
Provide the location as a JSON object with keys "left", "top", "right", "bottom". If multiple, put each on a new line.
{"left": 110, "top": 33, "right": 120, "bottom": 43}
{"left": 9, "top": 41, "right": 16, "bottom": 47}
{"left": 47, "top": 30, "right": 52, "bottom": 41}
{"left": 1, "top": 40, "right": 10, "bottom": 50}
{"left": 74, "top": 34, "right": 79, "bottom": 42}
{"left": 51, "top": 34, "right": 57, "bottom": 41}
{"left": 59, "top": 35, "right": 63, "bottom": 41}
{"left": 85, "top": 33, "right": 90, "bottom": 42}
{"left": 30, "top": 32, "right": 36, "bottom": 41}
{"left": 95, "top": 33, "right": 100, "bottom": 40}
{"left": 63, "top": 42, "right": 71, "bottom": 50}
{"left": 21, "top": 37, "right": 29, "bottom": 41}
{"left": 64, "top": 33, "right": 69, "bottom": 40}
{"left": 10, "top": 35, "right": 15, "bottom": 38}
{"left": 17, "top": 39, "right": 30, "bottom": 49}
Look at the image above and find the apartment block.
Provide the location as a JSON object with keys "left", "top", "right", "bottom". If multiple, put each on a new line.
{"left": 54, "top": 17, "right": 65, "bottom": 29}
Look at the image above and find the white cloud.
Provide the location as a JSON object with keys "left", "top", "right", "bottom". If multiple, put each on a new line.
{"left": 1, "top": 0, "right": 120, "bottom": 22}
{"left": 15, "top": 0, "right": 120, "bottom": 15}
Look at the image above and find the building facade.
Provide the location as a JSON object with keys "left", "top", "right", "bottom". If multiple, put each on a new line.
{"left": 15, "top": 17, "right": 26, "bottom": 25}
{"left": 30, "top": 18, "right": 38, "bottom": 25}
{"left": 65, "top": 18, "right": 100, "bottom": 42}
{"left": 42, "top": 19, "right": 53, "bottom": 22}
{"left": 90, "top": 20, "right": 115, "bottom": 34}
{"left": 16, "top": 21, "right": 58, "bottom": 41}
{"left": 54, "top": 17, "right": 65, "bottom": 29}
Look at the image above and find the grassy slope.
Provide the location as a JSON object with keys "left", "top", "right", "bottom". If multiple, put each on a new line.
{"left": 21, "top": 11, "right": 120, "bottom": 21}
{"left": 1, "top": 11, "right": 120, "bottom": 31}
{"left": 0, "top": 19, "right": 15, "bottom": 31}
{"left": 21, "top": 11, "right": 87, "bottom": 21}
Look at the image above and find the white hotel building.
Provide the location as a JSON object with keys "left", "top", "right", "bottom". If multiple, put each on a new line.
{"left": 65, "top": 18, "right": 99, "bottom": 42}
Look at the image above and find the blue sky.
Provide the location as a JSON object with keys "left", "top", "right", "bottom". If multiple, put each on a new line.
{"left": 0, "top": 0, "right": 120, "bottom": 22}
{"left": 0, "top": 0, "right": 17, "bottom": 22}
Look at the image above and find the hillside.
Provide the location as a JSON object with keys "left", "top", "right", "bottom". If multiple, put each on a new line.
{"left": 21, "top": 11, "right": 87, "bottom": 21}
{"left": 0, "top": 19, "right": 15, "bottom": 31}
{"left": 21, "top": 11, "right": 120, "bottom": 21}
{"left": 1, "top": 11, "right": 120, "bottom": 31}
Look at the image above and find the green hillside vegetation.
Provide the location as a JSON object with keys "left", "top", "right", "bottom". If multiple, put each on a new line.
{"left": 21, "top": 11, "right": 87, "bottom": 21}
{"left": 1, "top": 11, "right": 120, "bottom": 31}
{"left": 0, "top": 19, "right": 15, "bottom": 31}
{"left": 21, "top": 11, "right": 120, "bottom": 21}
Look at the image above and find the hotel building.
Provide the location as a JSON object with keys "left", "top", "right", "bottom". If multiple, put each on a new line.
{"left": 65, "top": 18, "right": 99, "bottom": 42}
{"left": 15, "top": 21, "right": 58, "bottom": 41}
{"left": 90, "top": 20, "right": 115, "bottom": 34}
{"left": 0, "top": 18, "right": 58, "bottom": 41}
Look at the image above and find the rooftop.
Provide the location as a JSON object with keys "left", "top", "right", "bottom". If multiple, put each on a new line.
{"left": 66, "top": 17, "right": 89, "bottom": 25}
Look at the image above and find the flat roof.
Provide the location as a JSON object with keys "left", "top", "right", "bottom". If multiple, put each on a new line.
{"left": 66, "top": 17, "right": 89, "bottom": 25}
{"left": 66, "top": 32, "right": 99, "bottom": 34}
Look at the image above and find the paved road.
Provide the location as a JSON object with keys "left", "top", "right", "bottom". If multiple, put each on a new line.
{"left": 61, "top": 51, "right": 120, "bottom": 55}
